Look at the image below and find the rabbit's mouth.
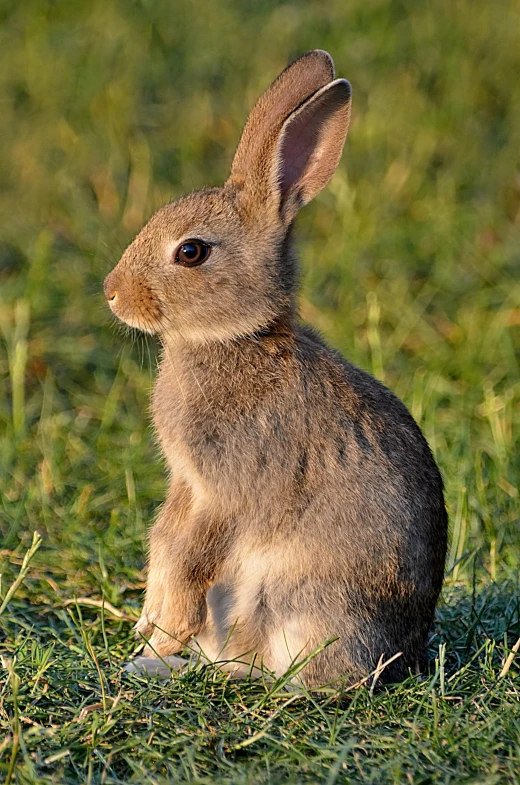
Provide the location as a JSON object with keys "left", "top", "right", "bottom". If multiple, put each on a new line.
{"left": 111, "top": 303, "right": 162, "bottom": 334}
{"left": 104, "top": 283, "right": 163, "bottom": 335}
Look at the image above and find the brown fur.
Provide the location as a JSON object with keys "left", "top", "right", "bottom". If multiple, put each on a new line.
{"left": 104, "top": 50, "right": 447, "bottom": 687}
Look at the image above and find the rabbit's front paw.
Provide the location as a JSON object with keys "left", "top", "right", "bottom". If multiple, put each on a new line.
{"left": 140, "top": 597, "right": 208, "bottom": 658}
{"left": 134, "top": 608, "right": 154, "bottom": 639}
{"left": 134, "top": 583, "right": 167, "bottom": 640}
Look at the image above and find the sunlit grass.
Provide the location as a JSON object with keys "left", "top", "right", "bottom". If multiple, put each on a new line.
{"left": 0, "top": 0, "right": 519, "bottom": 782}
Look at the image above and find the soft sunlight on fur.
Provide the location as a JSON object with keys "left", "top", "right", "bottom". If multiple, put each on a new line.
{"left": 104, "top": 50, "right": 447, "bottom": 688}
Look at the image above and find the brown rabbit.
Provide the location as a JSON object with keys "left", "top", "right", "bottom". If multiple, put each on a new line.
{"left": 104, "top": 50, "right": 447, "bottom": 687}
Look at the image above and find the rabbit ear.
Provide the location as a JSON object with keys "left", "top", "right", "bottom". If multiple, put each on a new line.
{"left": 229, "top": 55, "right": 351, "bottom": 224}
{"left": 275, "top": 78, "right": 352, "bottom": 222}
{"left": 228, "top": 50, "right": 335, "bottom": 189}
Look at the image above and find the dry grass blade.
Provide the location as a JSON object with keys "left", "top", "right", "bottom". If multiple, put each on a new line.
{"left": 62, "top": 597, "right": 139, "bottom": 621}
{"left": 499, "top": 636, "right": 520, "bottom": 679}
{"left": 0, "top": 532, "right": 42, "bottom": 617}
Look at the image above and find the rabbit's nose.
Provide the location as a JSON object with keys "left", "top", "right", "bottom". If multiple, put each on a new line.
{"left": 103, "top": 274, "right": 118, "bottom": 303}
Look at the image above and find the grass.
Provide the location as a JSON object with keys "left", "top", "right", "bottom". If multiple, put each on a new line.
{"left": 0, "top": 0, "right": 519, "bottom": 782}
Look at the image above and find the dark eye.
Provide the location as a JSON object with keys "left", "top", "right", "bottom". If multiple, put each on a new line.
{"left": 175, "top": 240, "right": 211, "bottom": 267}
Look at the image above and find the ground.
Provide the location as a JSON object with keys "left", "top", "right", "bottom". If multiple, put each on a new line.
{"left": 0, "top": 0, "right": 519, "bottom": 783}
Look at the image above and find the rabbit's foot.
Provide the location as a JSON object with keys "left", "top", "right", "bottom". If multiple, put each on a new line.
{"left": 124, "top": 655, "right": 188, "bottom": 679}
{"left": 134, "top": 609, "right": 154, "bottom": 638}
{"left": 135, "top": 597, "right": 208, "bottom": 657}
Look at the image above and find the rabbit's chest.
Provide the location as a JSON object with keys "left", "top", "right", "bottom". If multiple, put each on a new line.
{"left": 152, "top": 370, "right": 244, "bottom": 491}
{"left": 151, "top": 356, "right": 300, "bottom": 506}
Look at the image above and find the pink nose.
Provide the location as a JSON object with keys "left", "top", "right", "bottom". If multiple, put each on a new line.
{"left": 103, "top": 274, "right": 118, "bottom": 302}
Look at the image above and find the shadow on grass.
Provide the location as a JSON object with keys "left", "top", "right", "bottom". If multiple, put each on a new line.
{"left": 429, "top": 578, "right": 520, "bottom": 676}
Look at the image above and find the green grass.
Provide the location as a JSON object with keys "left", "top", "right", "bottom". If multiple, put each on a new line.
{"left": 0, "top": 0, "right": 519, "bottom": 782}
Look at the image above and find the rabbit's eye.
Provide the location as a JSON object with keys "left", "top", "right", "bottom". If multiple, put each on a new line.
{"left": 175, "top": 240, "right": 211, "bottom": 267}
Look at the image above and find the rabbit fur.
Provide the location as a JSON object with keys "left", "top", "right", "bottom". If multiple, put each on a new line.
{"left": 104, "top": 50, "right": 448, "bottom": 687}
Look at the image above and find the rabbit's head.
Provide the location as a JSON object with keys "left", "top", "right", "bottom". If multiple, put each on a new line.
{"left": 104, "top": 50, "right": 351, "bottom": 343}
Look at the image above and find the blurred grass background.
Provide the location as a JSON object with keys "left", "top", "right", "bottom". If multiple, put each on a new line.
{"left": 1, "top": 0, "right": 518, "bottom": 579}
{"left": 0, "top": 1, "right": 519, "bottom": 781}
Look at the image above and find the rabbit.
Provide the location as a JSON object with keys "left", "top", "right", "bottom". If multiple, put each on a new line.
{"left": 104, "top": 49, "right": 448, "bottom": 688}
